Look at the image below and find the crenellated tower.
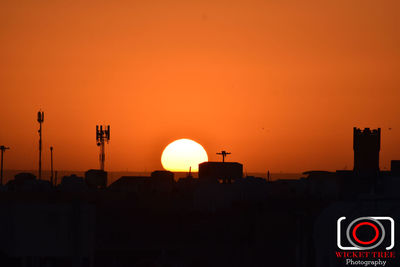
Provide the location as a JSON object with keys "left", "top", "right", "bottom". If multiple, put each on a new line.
{"left": 353, "top": 127, "right": 380, "bottom": 174}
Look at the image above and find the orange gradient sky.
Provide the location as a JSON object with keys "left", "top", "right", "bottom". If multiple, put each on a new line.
{"left": 1, "top": 0, "right": 399, "bottom": 173}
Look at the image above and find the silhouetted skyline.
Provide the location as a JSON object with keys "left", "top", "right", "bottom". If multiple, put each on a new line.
{"left": 1, "top": 0, "right": 399, "bottom": 173}
{"left": 1, "top": 126, "right": 399, "bottom": 267}
{"left": 2, "top": 1, "right": 400, "bottom": 267}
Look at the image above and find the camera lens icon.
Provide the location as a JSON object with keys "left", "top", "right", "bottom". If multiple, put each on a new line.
{"left": 337, "top": 216, "right": 395, "bottom": 250}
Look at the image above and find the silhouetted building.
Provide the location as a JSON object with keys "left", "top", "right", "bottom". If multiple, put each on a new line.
{"left": 6, "top": 173, "right": 35, "bottom": 191}
{"left": 150, "top": 170, "right": 174, "bottom": 193}
{"left": 391, "top": 160, "right": 400, "bottom": 176}
{"left": 6, "top": 173, "right": 52, "bottom": 192}
{"left": 150, "top": 170, "right": 174, "bottom": 181}
{"left": 108, "top": 176, "right": 150, "bottom": 193}
{"left": 15, "top": 172, "right": 36, "bottom": 182}
{"left": 59, "top": 174, "right": 87, "bottom": 192}
{"left": 199, "top": 162, "right": 243, "bottom": 183}
{"left": 353, "top": 127, "right": 380, "bottom": 174}
{"left": 302, "top": 171, "right": 340, "bottom": 198}
{"left": 108, "top": 171, "right": 175, "bottom": 194}
{"left": 85, "top": 169, "right": 107, "bottom": 189}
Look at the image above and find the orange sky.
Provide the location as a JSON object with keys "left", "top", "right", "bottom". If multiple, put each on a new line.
{"left": 1, "top": 0, "right": 399, "bottom": 173}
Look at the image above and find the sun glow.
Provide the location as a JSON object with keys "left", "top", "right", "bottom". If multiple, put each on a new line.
{"left": 161, "top": 139, "right": 208, "bottom": 172}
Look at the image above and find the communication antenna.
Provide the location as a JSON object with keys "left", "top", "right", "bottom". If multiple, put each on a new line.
{"left": 37, "top": 111, "right": 44, "bottom": 180}
{"left": 216, "top": 150, "right": 231, "bottom": 162}
{"left": 96, "top": 125, "right": 110, "bottom": 171}
{"left": 0, "top": 145, "right": 10, "bottom": 185}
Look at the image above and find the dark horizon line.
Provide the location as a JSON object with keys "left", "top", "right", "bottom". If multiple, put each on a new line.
{"left": 1, "top": 169, "right": 306, "bottom": 175}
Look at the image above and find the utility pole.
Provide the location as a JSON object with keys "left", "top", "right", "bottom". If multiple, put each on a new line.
{"left": 50, "top": 146, "right": 54, "bottom": 186}
{"left": 96, "top": 125, "right": 110, "bottom": 171}
{"left": 0, "top": 145, "right": 10, "bottom": 185}
{"left": 187, "top": 166, "right": 193, "bottom": 179}
{"left": 37, "top": 111, "right": 44, "bottom": 180}
{"left": 216, "top": 150, "right": 231, "bottom": 162}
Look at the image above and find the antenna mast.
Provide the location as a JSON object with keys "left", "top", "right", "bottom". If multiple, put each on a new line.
{"left": 216, "top": 150, "right": 231, "bottom": 162}
{"left": 37, "top": 111, "right": 44, "bottom": 180}
{"left": 96, "top": 125, "right": 110, "bottom": 171}
{"left": 0, "top": 145, "right": 10, "bottom": 185}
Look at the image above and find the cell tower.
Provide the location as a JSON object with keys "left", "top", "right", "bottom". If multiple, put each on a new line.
{"left": 96, "top": 125, "right": 110, "bottom": 171}
{"left": 37, "top": 111, "right": 44, "bottom": 180}
{"left": 216, "top": 150, "right": 231, "bottom": 162}
{"left": 0, "top": 145, "right": 10, "bottom": 185}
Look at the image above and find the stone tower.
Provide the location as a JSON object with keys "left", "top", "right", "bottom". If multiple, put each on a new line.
{"left": 353, "top": 127, "right": 381, "bottom": 173}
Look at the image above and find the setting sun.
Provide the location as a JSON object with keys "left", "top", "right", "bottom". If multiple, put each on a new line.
{"left": 161, "top": 139, "right": 208, "bottom": 172}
